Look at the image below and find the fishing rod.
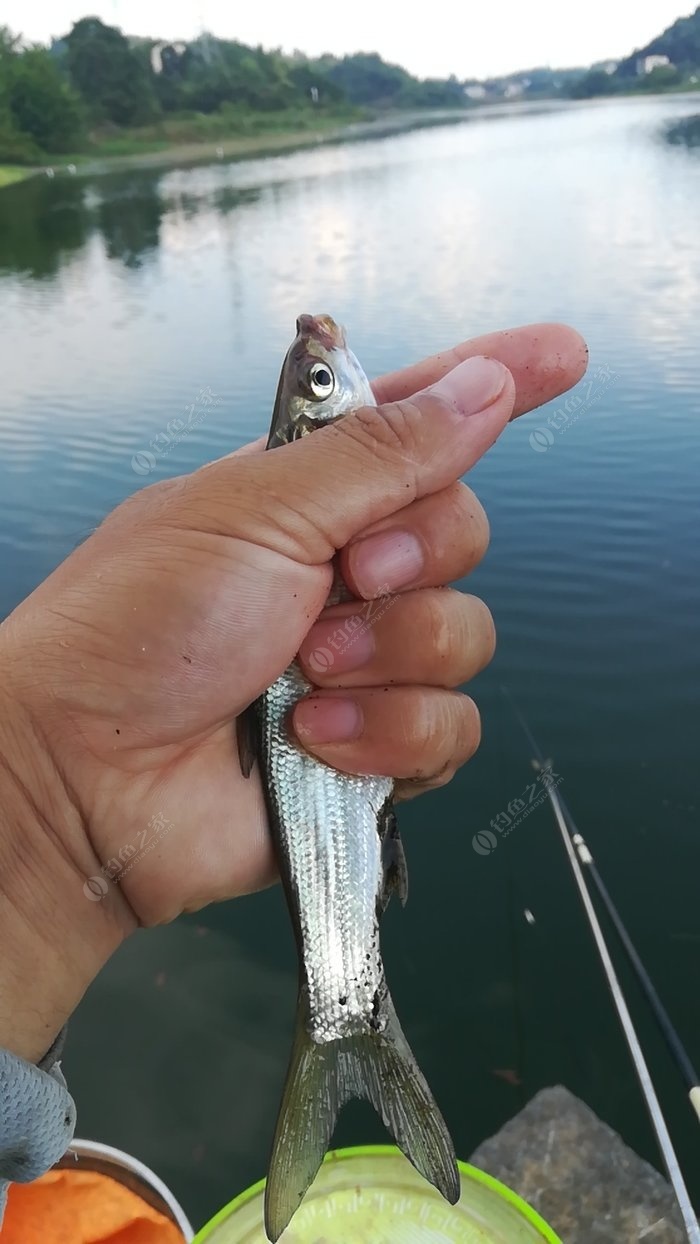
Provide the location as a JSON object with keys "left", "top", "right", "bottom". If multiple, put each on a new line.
{"left": 502, "top": 686, "right": 700, "bottom": 1244}
{"left": 502, "top": 685, "right": 700, "bottom": 1121}
{"left": 571, "top": 831, "right": 700, "bottom": 1125}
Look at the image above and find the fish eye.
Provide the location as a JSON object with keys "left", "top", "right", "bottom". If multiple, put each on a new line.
{"left": 307, "top": 362, "right": 335, "bottom": 400}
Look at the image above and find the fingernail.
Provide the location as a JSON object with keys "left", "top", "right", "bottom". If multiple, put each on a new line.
{"left": 294, "top": 697, "right": 363, "bottom": 744}
{"left": 348, "top": 530, "right": 424, "bottom": 595}
{"left": 300, "top": 617, "right": 376, "bottom": 675}
{"left": 429, "top": 355, "right": 508, "bottom": 415}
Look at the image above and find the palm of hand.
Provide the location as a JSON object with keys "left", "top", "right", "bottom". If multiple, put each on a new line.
{"left": 29, "top": 490, "right": 331, "bottom": 922}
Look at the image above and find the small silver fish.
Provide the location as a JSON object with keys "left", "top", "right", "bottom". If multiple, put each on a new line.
{"left": 241, "top": 314, "right": 459, "bottom": 1241}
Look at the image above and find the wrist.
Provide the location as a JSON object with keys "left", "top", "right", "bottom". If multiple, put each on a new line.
{"left": 0, "top": 652, "right": 134, "bottom": 1062}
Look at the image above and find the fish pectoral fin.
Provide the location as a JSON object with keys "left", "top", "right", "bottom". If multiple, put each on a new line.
{"left": 379, "top": 803, "right": 408, "bottom": 911}
{"left": 236, "top": 704, "right": 257, "bottom": 779}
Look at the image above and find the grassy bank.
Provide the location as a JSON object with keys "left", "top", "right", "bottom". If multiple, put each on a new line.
{"left": 46, "top": 106, "right": 360, "bottom": 168}
{"left": 46, "top": 105, "right": 369, "bottom": 166}
{"left": 0, "top": 107, "right": 469, "bottom": 189}
{"left": 0, "top": 102, "right": 470, "bottom": 186}
{"left": 0, "top": 166, "right": 34, "bottom": 188}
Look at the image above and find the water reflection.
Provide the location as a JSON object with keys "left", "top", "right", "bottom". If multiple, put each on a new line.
{"left": 63, "top": 914, "right": 296, "bottom": 1226}
{"left": 0, "top": 168, "right": 266, "bottom": 280}
{"left": 4, "top": 100, "right": 700, "bottom": 290}
{"left": 0, "top": 176, "right": 89, "bottom": 279}
{"left": 665, "top": 113, "right": 700, "bottom": 148}
{"left": 95, "top": 176, "right": 165, "bottom": 269}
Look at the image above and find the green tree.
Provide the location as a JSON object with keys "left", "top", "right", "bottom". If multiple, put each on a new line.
{"left": 0, "top": 27, "right": 32, "bottom": 161}
{"left": 152, "top": 44, "right": 187, "bottom": 113}
{"left": 66, "top": 16, "right": 158, "bottom": 126}
{"left": 569, "top": 68, "right": 618, "bottom": 99}
{"left": 636, "top": 64, "right": 683, "bottom": 91}
{"left": 327, "top": 53, "right": 410, "bottom": 106}
{"left": 287, "top": 57, "right": 343, "bottom": 106}
{"left": 399, "top": 74, "right": 466, "bottom": 108}
{"left": 617, "top": 5, "right": 700, "bottom": 78}
{"left": 7, "top": 46, "right": 84, "bottom": 152}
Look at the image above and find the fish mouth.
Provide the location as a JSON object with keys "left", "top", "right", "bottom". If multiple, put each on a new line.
{"left": 295, "top": 313, "right": 346, "bottom": 352}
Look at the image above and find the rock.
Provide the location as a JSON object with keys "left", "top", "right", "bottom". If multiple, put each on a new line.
{"left": 469, "top": 1085, "right": 688, "bottom": 1243}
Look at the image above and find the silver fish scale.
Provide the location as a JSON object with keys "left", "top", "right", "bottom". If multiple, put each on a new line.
{"left": 261, "top": 660, "right": 393, "bottom": 1044}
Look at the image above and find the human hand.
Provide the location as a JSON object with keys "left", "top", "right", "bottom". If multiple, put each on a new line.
{"left": 0, "top": 322, "right": 586, "bottom": 1060}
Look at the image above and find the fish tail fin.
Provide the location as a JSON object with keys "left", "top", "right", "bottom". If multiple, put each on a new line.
{"left": 264, "top": 992, "right": 459, "bottom": 1241}
{"left": 264, "top": 999, "right": 339, "bottom": 1242}
{"left": 359, "top": 992, "right": 460, "bottom": 1205}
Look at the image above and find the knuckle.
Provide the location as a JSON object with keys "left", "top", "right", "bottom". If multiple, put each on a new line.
{"left": 383, "top": 690, "right": 480, "bottom": 787}
{"left": 402, "top": 690, "right": 474, "bottom": 776}
{"left": 395, "top": 763, "right": 457, "bottom": 801}
{"left": 469, "top": 497, "right": 490, "bottom": 563}
{"left": 406, "top": 690, "right": 443, "bottom": 760}
{"left": 463, "top": 595, "right": 497, "bottom": 669}
{"left": 422, "top": 591, "right": 455, "bottom": 670}
{"left": 456, "top": 695, "right": 481, "bottom": 761}
{"left": 102, "top": 475, "right": 184, "bottom": 530}
{"left": 417, "top": 591, "right": 495, "bottom": 686}
{"left": 341, "top": 398, "right": 423, "bottom": 467}
{"left": 454, "top": 485, "right": 490, "bottom": 565}
{"left": 428, "top": 483, "right": 489, "bottom": 577}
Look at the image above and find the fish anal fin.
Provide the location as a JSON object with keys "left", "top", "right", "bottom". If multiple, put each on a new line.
{"left": 379, "top": 801, "right": 408, "bottom": 911}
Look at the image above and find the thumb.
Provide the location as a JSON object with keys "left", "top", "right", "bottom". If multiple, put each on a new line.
{"left": 189, "top": 355, "right": 515, "bottom": 564}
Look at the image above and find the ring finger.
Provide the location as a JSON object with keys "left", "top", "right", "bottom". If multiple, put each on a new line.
{"left": 298, "top": 589, "right": 495, "bottom": 688}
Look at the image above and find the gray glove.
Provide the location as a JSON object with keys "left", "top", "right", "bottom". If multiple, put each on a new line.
{"left": 0, "top": 1028, "right": 75, "bottom": 1220}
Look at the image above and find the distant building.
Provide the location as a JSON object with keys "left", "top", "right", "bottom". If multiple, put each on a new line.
{"left": 150, "top": 41, "right": 187, "bottom": 75}
{"left": 504, "top": 82, "right": 524, "bottom": 98}
{"left": 464, "top": 83, "right": 487, "bottom": 100}
{"left": 637, "top": 54, "right": 672, "bottom": 75}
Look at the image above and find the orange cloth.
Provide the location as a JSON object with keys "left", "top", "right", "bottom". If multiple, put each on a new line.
{"left": 3, "top": 1168, "right": 185, "bottom": 1244}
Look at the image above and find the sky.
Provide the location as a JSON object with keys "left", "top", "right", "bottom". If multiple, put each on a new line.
{"left": 3, "top": 0, "right": 695, "bottom": 80}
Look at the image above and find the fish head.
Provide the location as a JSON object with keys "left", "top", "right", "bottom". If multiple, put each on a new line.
{"left": 266, "top": 313, "right": 375, "bottom": 446}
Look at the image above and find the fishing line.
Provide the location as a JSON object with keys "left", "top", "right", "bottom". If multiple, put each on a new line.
{"left": 501, "top": 686, "right": 700, "bottom": 1243}
{"left": 570, "top": 830, "right": 700, "bottom": 1124}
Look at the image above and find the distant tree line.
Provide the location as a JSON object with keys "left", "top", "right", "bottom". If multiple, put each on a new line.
{"left": 570, "top": 4, "right": 700, "bottom": 98}
{"left": 0, "top": 17, "right": 467, "bottom": 163}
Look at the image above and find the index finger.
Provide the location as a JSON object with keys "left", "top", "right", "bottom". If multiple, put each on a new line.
{"left": 372, "top": 322, "right": 588, "bottom": 417}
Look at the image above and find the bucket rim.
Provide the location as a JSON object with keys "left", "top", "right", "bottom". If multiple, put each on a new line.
{"left": 59, "top": 1137, "right": 194, "bottom": 1241}
{"left": 191, "top": 1143, "right": 562, "bottom": 1243}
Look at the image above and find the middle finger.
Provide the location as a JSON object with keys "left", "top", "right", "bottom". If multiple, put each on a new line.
{"left": 339, "top": 480, "right": 489, "bottom": 599}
